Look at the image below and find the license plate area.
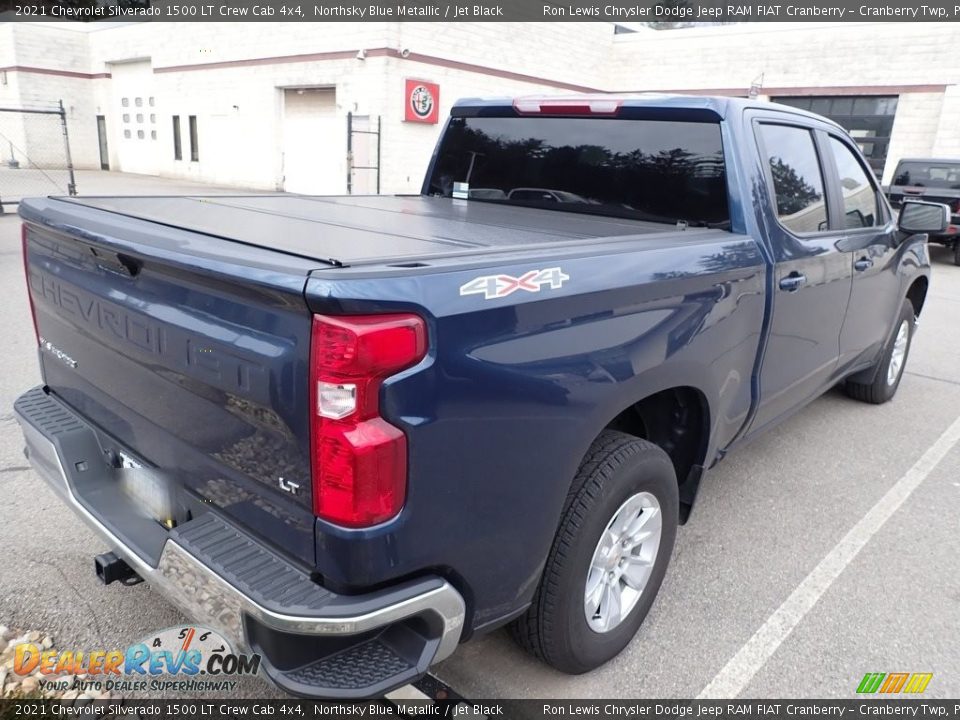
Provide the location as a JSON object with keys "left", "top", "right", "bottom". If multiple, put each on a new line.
{"left": 116, "top": 451, "right": 176, "bottom": 528}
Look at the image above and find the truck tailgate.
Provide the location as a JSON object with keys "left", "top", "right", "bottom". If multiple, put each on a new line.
{"left": 20, "top": 197, "right": 320, "bottom": 566}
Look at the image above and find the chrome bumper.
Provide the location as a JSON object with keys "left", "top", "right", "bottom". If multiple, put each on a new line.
{"left": 15, "top": 391, "right": 466, "bottom": 667}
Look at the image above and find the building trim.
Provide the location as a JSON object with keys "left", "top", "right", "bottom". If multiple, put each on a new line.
{"left": 0, "top": 65, "right": 111, "bottom": 80}
{"left": 151, "top": 47, "right": 602, "bottom": 92}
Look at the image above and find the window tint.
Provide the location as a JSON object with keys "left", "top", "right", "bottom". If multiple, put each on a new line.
{"left": 829, "top": 137, "right": 879, "bottom": 228}
{"left": 759, "top": 124, "right": 828, "bottom": 234}
{"left": 427, "top": 116, "right": 729, "bottom": 226}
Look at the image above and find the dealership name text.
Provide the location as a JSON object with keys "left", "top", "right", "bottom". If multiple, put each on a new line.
{"left": 544, "top": 3, "right": 955, "bottom": 17}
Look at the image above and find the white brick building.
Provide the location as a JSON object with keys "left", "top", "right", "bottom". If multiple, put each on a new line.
{"left": 1, "top": 21, "right": 958, "bottom": 193}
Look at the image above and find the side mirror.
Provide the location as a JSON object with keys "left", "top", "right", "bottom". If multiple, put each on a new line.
{"left": 898, "top": 201, "right": 950, "bottom": 235}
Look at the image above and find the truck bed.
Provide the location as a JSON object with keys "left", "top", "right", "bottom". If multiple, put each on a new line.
{"left": 55, "top": 195, "right": 682, "bottom": 267}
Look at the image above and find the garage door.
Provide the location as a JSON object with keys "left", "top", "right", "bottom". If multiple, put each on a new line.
{"left": 282, "top": 88, "right": 344, "bottom": 195}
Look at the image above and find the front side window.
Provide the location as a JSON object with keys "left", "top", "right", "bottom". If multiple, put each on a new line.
{"left": 759, "top": 124, "right": 828, "bottom": 234}
{"left": 426, "top": 116, "right": 729, "bottom": 226}
{"left": 829, "top": 137, "right": 880, "bottom": 228}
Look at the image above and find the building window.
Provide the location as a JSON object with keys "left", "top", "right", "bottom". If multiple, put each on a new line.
{"left": 150, "top": 114, "right": 156, "bottom": 123}
{"left": 136, "top": 114, "right": 143, "bottom": 123}
{"left": 137, "top": 130, "right": 144, "bottom": 140}
{"left": 758, "top": 124, "right": 828, "bottom": 235}
{"left": 773, "top": 95, "right": 898, "bottom": 178}
{"left": 122, "top": 114, "right": 130, "bottom": 123}
{"left": 149, "top": 97, "right": 155, "bottom": 107}
{"left": 123, "top": 129, "right": 131, "bottom": 139}
{"left": 151, "top": 130, "right": 157, "bottom": 140}
{"left": 135, "top": 97, "right": 143, "bottom": 107}
{"left": 172, "top": 116, "right": 182, "bottom": 160}
{"left": 188, "top": 115, "right": 199, "bottom": 162}
{"left": 121, "top": 98, "right": 129, "bottom": 107}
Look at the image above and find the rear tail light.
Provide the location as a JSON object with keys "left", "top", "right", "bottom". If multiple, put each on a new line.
{"left": 21, "top": 224, "right": 39, "bottom": 345}
{"left": 309, "top": 314, "right": 427, "bottom": 527}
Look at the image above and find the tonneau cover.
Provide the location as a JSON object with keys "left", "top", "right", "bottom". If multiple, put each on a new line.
{"left": 56, "top": 194, "right": 676, "bottom": 267}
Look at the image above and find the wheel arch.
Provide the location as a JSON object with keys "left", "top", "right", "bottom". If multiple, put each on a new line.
{"left": 905, "top": 275, "right": 929, "bottom": 319}
{"left": 601, "top": 385, "right": 712, "bottom": 523}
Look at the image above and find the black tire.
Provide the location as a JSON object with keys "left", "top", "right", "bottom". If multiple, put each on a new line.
{"left": 953, "top": 241, "right": 960, "bottom": 267}
{"left": 845, "top": 298, "right": 915, "bottom": 404}
{"left": 509, "top": 430, "right": 678, "bottom": 674}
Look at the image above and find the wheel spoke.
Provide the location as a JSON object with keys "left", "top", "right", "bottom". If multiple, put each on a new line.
{"left": 625, "top": 507, "right": 661, "bottom": 546}
{"left": 612, "top": 495, "right": 644, "bottom": 537}
{"left": 621, "top": 556, "right": 653, "bottom": 590}
{"left": 585, "top": 571, "right": 605, "bottom": 614}
{"left": 599, "top": 580, "right": 622, "bottom": 631}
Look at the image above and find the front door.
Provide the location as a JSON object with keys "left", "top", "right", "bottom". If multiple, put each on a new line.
{"left": 747, "top": 121, "right": 854, "bottom": 434}
{"left": 825, "top": 134, "right": 901, "bottom": 371}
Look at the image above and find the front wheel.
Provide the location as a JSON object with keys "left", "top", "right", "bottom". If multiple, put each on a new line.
{"left": 845, "top": 298, "right": 915, "bottom": 404}
{"left": 509, "top": 431, "right": 678, "bottom": 674}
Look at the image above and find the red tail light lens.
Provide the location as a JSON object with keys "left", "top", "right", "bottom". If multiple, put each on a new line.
{"left": 21, "top": 224, "right": 39, "bottom": 345}
{"left": 309, "top": 314, "right": 427, "bottom": 527}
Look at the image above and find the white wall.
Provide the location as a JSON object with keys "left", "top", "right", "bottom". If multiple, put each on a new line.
{"left": 4, "top": 21, "right": 959, "bottom": 191}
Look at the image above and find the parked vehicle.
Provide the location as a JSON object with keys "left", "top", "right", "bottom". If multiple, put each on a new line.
{"left": 885, "top": 158, "right": 960, "bottom": 265}
{"left": 16, "top": 95, "right": 948, "bottom": 698}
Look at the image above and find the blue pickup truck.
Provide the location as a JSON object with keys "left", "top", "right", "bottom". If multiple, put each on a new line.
{"left": 15, "top": 95, "right": 948, "bottom": 698}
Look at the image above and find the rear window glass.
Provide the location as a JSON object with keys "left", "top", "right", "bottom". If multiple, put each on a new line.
{"left": 893, "top": 162, "right": 960, "bottom": 189}
{"left": 426, "top": 116, "right": 729, "bottom": 227}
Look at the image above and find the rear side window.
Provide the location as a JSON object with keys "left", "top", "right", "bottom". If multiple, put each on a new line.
{"left": 426, "top": 116, "right": 729, "bottom": 226}
{"left": 759, "top": 124, "right": 828, "bottom": 235}
{"left": 893, "top": 161, "right": 960, "bottom": 189}
{"left": 829, "top": 137, "right": 880, "bottom": 228}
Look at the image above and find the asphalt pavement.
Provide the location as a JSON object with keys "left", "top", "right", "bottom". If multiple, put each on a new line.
{"left": 1, "top": 172, "right": 957, "bottom": 700}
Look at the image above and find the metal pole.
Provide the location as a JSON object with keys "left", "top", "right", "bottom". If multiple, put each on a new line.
{"left": 376, "top": 115, "right": 381, "bottom": 195}
{"left": 346, "top": 111, "right": 353, "bottom": 195}
{"left": 59, "top": 100, "right": 77, "bottom": 196}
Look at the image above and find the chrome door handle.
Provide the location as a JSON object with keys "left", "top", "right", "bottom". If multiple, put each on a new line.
{"left": 779, "top": 273, "right": 807, "bottom": 292}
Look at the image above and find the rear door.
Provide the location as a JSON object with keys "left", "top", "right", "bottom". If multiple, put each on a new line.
{"left": 825, "top": 134, "right": 901, "bottom": 370}
{"left": 746, "top": 119, "right": 854, "bottom": 433}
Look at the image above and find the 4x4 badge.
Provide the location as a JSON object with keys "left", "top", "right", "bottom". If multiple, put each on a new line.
{"left": 460, "top": 267, "right": 569, "bottom": 300}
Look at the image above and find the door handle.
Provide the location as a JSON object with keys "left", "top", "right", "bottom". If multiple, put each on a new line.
{"left": 854, "top": 257, "right": 873, "bottom": 272}
{"left": 779, "top": 272, "right": 807, "bottom": 292}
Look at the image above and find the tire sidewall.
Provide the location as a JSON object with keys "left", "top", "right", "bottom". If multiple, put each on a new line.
{"left": 551, "top": 445, "right": 678, "bottom": 673}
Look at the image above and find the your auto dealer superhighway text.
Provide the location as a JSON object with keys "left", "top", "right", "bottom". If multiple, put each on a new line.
{"left": 544, "top": 4, "right": 953, "bottom": 17}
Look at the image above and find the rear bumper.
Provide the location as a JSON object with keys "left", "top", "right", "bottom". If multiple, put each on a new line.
{"left": 14, "top": 386, "right": 465, "bottom": 698}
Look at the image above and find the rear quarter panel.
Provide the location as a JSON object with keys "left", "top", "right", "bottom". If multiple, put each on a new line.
{"left": 305, "top": 231, "right": 766, "bottom": 629}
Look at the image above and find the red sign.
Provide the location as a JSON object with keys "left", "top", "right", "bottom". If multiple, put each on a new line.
{"left": 404, "top": 79, "right": 440, "bottom": 124}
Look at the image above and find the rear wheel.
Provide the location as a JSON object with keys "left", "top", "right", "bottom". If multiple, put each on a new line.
{"left": 953, "top": 241, "right": 960, "bottom": 267}
{"left": 509, "top": 431, "right": 678, "bottom": 674}
{"left": 845, "top": 299, "right": 915, "bottom": 404}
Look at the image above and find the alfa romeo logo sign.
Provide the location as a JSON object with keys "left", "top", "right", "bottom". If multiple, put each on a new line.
{"left": 410, "top": 85, "right": 435, "bottom": 119}
{"left": 404, "top": 79, "right": 440, "bottom": 124}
